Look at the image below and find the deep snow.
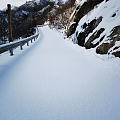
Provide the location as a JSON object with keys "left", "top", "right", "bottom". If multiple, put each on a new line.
{"left": 0, "top": 26, "right": 120, "bottom": 120}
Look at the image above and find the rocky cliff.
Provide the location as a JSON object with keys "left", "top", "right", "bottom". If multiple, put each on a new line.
{"left": 67, "top": 0, "right": 120, "bottom": 58}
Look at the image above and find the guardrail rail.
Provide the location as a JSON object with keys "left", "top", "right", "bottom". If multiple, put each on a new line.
{"left": 0, "top": 28, "right": 39, "bottom": 56}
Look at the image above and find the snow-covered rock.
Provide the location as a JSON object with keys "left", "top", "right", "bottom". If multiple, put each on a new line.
{"left": 67, "top": 0, "right": 120, "bottom": 58}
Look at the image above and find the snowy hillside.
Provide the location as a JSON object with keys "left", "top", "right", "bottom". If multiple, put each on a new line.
{"left": 0, "top": 0, "right": 55, "bottom": 44}
{"left": 25, "top": 0, "right": 69, "bottom": 5}
{"left": 67, "top": 0, "right": 120, "bottom": 58}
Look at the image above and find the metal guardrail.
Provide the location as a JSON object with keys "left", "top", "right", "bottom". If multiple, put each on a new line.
{"left": 0, "top": 28, "right": 39, "bottom": 56}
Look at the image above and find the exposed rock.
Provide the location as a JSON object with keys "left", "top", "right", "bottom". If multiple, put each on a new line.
{"left": 96, "top": 43, "right": 111, "bottom": 54}
{"left": 66, "top": 0, "right": 120, "bottom": 58}
{"left": 66, "top": 0, "right": 104, "bottom": 37}
{"left": 77, "top": 17, "right": 103, "bottom": 47}
{"left": 67, "top": 22, "right": 78, "bottom": 37}
{"left": 96, "top": 26, "right": 120, "bottom": 55}
{"left": 77, "top": 32, "right": 86, "bottom": 46}
{"left": 112, "top": 51, "right": 120, "bottom": 58}
{"left": 85, "top": 28, "right": 105, "bottom": 49}
{"left": 112, "top": 13, "right": 116, "bottom": 17}
{"left": 109, "top": 26, "right": 120, "bottom": 41}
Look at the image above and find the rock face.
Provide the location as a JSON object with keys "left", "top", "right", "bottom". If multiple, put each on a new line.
{"left": 67, "top": 0, "right": 120, "bottom": 58}
{"left": 66, "top": 0, "right": 104, "bottom": 36}
{"left": 96, "top": 26, "right": 120, "bottom": 55}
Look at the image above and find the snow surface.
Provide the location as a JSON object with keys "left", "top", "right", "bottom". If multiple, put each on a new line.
{"left": 0, "top": 26, "right": 120, "bottom": 120}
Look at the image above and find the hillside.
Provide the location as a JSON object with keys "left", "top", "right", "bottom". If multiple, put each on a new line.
{"left": 0, "top": 0, "right": 75, "bottom": 45}
{"left": 67, "top": 0, "right": 120, "bottom": 58}
{"left": 0, "top": 0, "right": 54, "bottom": 44}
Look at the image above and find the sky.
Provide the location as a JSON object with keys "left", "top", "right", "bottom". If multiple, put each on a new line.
{"left": 0, "top": 0, "right": 27, "bottom": 10}
{"left": 0, "top": 0, "right": 69, "bottom": 10}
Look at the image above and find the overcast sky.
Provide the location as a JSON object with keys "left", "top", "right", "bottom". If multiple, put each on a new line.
{"left": 0, "top": 0, "right": 27, "bottom": 10}
{"left": 0, "top": 0, "right": 69, "bottom": 10}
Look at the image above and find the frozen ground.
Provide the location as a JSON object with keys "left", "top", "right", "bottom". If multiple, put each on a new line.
{"left": 0, "top": 26, "right": 120, "bottom": 120}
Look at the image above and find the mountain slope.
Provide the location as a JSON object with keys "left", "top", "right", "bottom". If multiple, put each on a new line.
{"left": 0, "top": 0, "right": 54, "bottom": 44}
{"left": 67, "top": 0, "right": 120, "bottom": 58}
{"left": 0, "top": 0, "right": 75, "bottom": 45}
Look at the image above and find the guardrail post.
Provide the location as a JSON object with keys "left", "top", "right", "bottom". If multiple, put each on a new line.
{"left": 7, "top": 4, "right": 13, "bottom": 43}
{"left": 10, "top": 49, "right": 13, "bottom": 56}
{"left": 31, "top": 39, "right": 33, "bottom": 43}
{"left": 20, "top": 45, "right": 23, "bottom": 50}
{"left": 27, "top": 41, "right": 29, "bottom": 46}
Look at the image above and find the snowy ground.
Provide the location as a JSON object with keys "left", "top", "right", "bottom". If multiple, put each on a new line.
{"left": 0, "top": 26, "right": 120, "bottom": 120}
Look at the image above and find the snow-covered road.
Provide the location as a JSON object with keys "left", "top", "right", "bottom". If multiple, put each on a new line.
{"left": 0, "top": 26, "right": 120, "bottom": 120}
